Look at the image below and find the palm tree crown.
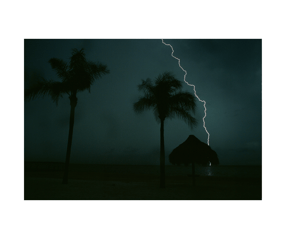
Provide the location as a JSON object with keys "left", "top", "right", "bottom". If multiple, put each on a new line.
{"left": 134, "top": 72, "right": 197, "bottom": 127}
{"left": 25, "top": 48, "right": 109, "bottom": 104}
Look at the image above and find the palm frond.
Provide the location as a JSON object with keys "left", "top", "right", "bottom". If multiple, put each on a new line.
{"left": 25, "top": 78, "right": 68, "bottom": 105}
{"left": 133, "top": 96, "right": 155, "bottom": 114}
{"left": 88, "top": 62, "right": 110, "bottom": 78}
{"left": 138, "top": 78, "right": 154, "bottom": 95}
{"left": 67, "top": 49, "right": 110, "bottom": 93}
{"left": 155, "top": 72, "right": 182, "bottom": 94}
{"left": 169, "top": 91, "right": 196, "bottom": 113}
{"left": 169, "top": 106, "right": 197, "bottom": 128}
{"left": 48, "top": 58, "right": 68, "bottom": 80}
{"left": 86, "top": 62, "right": 110, "bottom": 92}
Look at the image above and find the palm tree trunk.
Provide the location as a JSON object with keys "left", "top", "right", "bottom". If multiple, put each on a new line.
{"left": 160, "top": 119, "right": 165, "bottom": 188}
{"left": 62, "top": 94, "right": 77, "bottom": 184}
{"left": 192, "top": 162, "right": 196, "bottom": 186}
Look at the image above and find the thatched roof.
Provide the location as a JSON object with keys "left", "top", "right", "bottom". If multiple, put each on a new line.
{"left": 169, "top": 135, "right": 219, "bottom": 166}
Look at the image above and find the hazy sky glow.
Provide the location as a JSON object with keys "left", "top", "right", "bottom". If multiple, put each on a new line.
{"left": 24, "top": 39, "right": 262, "bottom": 165}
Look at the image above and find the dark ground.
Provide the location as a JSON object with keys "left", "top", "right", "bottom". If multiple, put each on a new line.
{"left": 24, "top": 162, "right": 262, "bottom": 200}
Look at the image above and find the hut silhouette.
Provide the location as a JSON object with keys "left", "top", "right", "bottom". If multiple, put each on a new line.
{"left": 169, "top": 135, "right": 219, "bottom": 185}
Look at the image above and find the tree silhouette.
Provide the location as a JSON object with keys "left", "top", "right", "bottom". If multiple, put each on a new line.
{"left": 134, "top": 72, "right": 197, "bottom": 188}
{"left": 25, "top": 48, "right": 109, "bottom": 184}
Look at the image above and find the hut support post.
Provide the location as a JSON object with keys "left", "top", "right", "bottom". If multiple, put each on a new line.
{"left": 192, "top": 162, "right": 196, "bottom": 186}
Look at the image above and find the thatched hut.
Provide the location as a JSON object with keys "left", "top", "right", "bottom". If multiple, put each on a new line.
{"left": 169, "top": 135, "right": 219, "bottom": 185}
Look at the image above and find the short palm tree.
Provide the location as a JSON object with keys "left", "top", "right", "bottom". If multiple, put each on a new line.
{"left": 134, "top": 72, "right": 197, "bottom": 188}
{"left": 25, "top": 48, "right": 109, "bottom": 184}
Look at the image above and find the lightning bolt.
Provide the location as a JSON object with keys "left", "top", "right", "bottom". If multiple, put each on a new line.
{"left": 162, "top": 39, "right": 210, "bottom": 145}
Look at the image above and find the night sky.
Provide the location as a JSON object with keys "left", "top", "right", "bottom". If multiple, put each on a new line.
{"left": 24, "top": 39, "right": 261, "bottom": 165}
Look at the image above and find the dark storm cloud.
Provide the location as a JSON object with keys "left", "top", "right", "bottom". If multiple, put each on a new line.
{"left": 24, "top": 68, "right": 43, "bottom": 88}
{"left": 24, "top": 39, "right": 262, "bottom": 165}
{"left": 171, "top": 39, "right": 261, "bottom": 98}
{"left": 99, "top": 111, "right": 120, "bottom": 138}
{"left": 182, "top": 39, "right": 261, "bottom": 72}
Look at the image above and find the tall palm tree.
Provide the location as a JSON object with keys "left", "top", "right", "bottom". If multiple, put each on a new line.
{"left": 133, "top": 72, "right": 197, "bottom": 188}
{"left": 25, "top": 48, "right": 109, "bottom": 184}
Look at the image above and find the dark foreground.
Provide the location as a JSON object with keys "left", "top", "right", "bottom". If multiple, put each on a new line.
{"left": 24, "top": 163, "right": 262, "bottom": 200}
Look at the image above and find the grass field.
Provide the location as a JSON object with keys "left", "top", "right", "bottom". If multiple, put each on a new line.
{"left": 24, "top": 163, "right": 262, "bottom": 200}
